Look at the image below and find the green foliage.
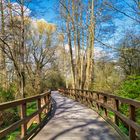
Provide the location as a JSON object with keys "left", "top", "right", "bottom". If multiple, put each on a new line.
{"left": 116, "top": 75, "right": 140, "bottom": 100}
{"left": 45, "top": 71, "right": 65, "bottom": 90}
{"left": 1, "top": 108, "right": 20, "bottom": 129}
{"left": 0, "top": 84, "right": 16, "bottom": 103}
{"left": 6, "top": 129, "right": 20, "bottom": 140}
{"left": 91, "top": 61, "right": 123, "bottom": 93}
{"left": 118, "top": 34, "right": 140, "bottom": 76}
{"left": 119, "top": 121, "right": 129, "bottom": 136}
{"left": 26, "top": 102, "right": 37, "bottom": 116}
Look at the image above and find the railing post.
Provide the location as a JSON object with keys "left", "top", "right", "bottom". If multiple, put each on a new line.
{"left": 49, "top": 92, "right": 51, "bottom": 111}
{"left": 69, "top": 89, "right": 71, "bottom": 97}
{"left": 129, "top": 105, "right": 136, "bottom": 140}
{"left": 89, "top": 92, "right": 92, "bottom": 108}
{"left": 114, "top": 99, "right": 119, "bottom": 126}
{"left": 96, "top": 94, "right": 100, "bottom": 110}
{"left": 20, "top": 103, "right": 27, "bottom": 138}
{"left": 81, "top": 90, "right": 84, "bottom": 103}
{"left": 37, "top": 98, "right": 41, "bottom": 124}
{"left": 44, "top": 96, "right": 47, "bottom": 113}
{"left": 103, "top": 96, "right": 107, "bottom": 117}
{"left": 47, "top": 94, "right": 50, "bottom": 111}
{"left": 91, "top": 92, "right": 94, "bottom": 108}
{"left": 86, "top": 91, "right": 89, "bottom": 106}
{"left": 80, "top": 90, "right": 82, "bottom": 103}
{"left": 67, "top": 89, "right": 72, "bottom": 97}
{"left": 75, "top": 89, "right": 77, "bottom": 100}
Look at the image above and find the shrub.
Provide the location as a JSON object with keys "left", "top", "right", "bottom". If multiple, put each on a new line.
{"left": 116, "top": 75, "right": 140, "bottom": 100}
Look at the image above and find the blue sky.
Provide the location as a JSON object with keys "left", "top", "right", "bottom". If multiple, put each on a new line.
{"left": 8, "top": 0, "right": 139, "bottom": 60}
{"left": 28, "top": 0, "right": 58, "bottom": 23}
{"left": 26, "top": 0, "right": 139, "bottom": 50}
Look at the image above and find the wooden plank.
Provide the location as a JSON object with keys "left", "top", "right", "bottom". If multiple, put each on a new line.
{"left": 129, "top": 105, "right": 136, "bottom": 140}
{"left": 21, "top": 103, "right": 27, "bottom": 138}
{"left": 37, "top": 98, "right": 41, "bottom": 124}
{"left": 103, "top": 96, "right": 108, "bottom": 117}
{"left": 0, "top": 92, "right": 50, "bottom": 111}
{"left": 44, "top": 96, "right": 48, "bottom": 114}
{"left": 96, "top": 93, "right": 100, "bottom": 110}
{"left": 115, "top": 99, "right": 119, "bottom": 126}
{"left": 27, "top": 116, "right": 37, "bottom": 129}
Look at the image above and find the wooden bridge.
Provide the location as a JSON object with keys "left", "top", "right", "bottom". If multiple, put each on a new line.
{"left": 0, "top": 89, "right": 140, "bottom": 140}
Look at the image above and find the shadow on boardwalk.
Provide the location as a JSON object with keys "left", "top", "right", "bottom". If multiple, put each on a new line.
{"left": 29, "top": 97, "right": 57, "bottom": 140}
{"left": 33, "top": 91, "right": 122, "bottom": 140}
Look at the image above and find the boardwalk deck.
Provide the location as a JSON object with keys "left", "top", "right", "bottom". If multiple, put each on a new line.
{"left": 33, "top": 91, "right": 122, "bottom": 140}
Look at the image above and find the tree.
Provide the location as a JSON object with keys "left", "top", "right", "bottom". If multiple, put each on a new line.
{"left": 0, "top": 0, "right": 7, "bottom": 89}
{"left": 27, "top": 19, "right": 56, "bottom": 94}
{"left": 59, "top": 0, "right": 115, "bottom": 89}
{"left": 118, "top": 33, "right": 140, "bottom": 76}
{"left": 0, "top": 1, "right": 57, "bottom": 98}
{"left": 104, "top": 0, "right": 140, "bottom": 23}
{"left": 0, "top": 0, "right": 30, "bottom": 98}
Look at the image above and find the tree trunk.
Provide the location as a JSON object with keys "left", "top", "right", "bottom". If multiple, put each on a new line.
{"left": 20, "top": 0, "right": 25, "bottom": 98}
{"left": 66, "top": 21, "right": 76, "bottom": 88}
{"left": 0, "top": 0, "right": 7, "bottom": 89}
{"left": 85, "top": 0, "right": 95, "bottom": 89}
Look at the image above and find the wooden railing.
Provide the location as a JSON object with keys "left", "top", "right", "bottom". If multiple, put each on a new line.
{"left": 60, "top": 89, "right": 140, "bottom": 140}
{"left": 0, "top": 91, "right": 51, "bottom": 140}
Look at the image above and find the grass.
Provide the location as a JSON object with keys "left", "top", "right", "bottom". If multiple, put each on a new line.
{"left": 119, "top": 121, "right": 129, "bottom": 135}
{"left": 4, "top": 128, "right": 20, "bottom": 140}
{"left": 108, "top": 110, "right": 129, "bottom": 136}
{"left": 108, "top": 111, "right": 114, "bottom": 120}
{"left": 26, "top": 101, "right": 37, "bottom": 116}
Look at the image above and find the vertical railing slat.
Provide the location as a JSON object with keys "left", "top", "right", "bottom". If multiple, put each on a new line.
{"left": 103, "top": 96, "right": 107, "bottom": 116}
{"left": 37, "top": 98, "right": 41, "bottom": 124}
{"left": 114, "top": 99, "right": 119, "bottom": 126}
{"left": 21, "top": 103, "right": 27, "bottom": 138}
{"left": 96, "top": 93, "right": 100, "bottom": 110}
{"left": 129, "top": 105, "right": 136, "bottom": 140}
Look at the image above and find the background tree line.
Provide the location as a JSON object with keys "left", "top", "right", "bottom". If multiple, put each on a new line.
{"left": 0, "top": 0, "right": 65, "bottom": 103}
{"left": 0, "top": 0, "right": 140, "bottom": 101}
{"left": 57, "top": 0, "right": 140, "bottom": 100}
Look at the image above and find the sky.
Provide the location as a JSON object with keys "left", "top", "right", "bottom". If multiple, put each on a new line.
{"left": 11, "top": 0, "right": 140, "bottom": 38}
{"left": 27, "top": 0, "right": 139, "bottom": 38}
{"left": 15, "top": 0, "right": 139, "bottom": 59}
{"left": 28, "top": 0, "right": 58, "bottom": 23}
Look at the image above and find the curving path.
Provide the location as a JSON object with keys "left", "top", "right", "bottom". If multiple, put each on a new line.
{"left": 33, "top": 91, "right": 122, "bottom": 140}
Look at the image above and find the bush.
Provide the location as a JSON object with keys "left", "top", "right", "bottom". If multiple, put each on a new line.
{"left": 116, "top": 75, "right": 140, "bottom": 100}
{"left": 0, "top": 84, "right": 16, "bottom": 103}
{"left": 44, "top": 71, "right": 65, "bottom": 90}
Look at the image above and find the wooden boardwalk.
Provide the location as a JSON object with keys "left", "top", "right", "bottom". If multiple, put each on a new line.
{"left": 33, "top": 91, "right": 122, "bottom": 140}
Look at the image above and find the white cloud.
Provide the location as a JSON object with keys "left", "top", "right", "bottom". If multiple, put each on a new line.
{"left": 11, "top": 2, "right": 31, "bottom": 16}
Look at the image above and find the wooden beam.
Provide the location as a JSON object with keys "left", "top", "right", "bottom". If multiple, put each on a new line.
{"left": 129, "top": 105, "right": 136, "bottom": 140}
{"left": 21, "top": 103, "right": 27, "bottom": 138}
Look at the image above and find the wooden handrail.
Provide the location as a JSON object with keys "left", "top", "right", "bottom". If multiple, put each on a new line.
{"left": 0, "top": 90, "right": 52, "bottom": 139}
{"left": 66, "top": 89, "right": 140, "bottom": 107}
{"left": 0, "top": 92, "right": 48, "bottom": 110}
{"left": 60, "top": 89, "right": 140, "bottom": 140}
